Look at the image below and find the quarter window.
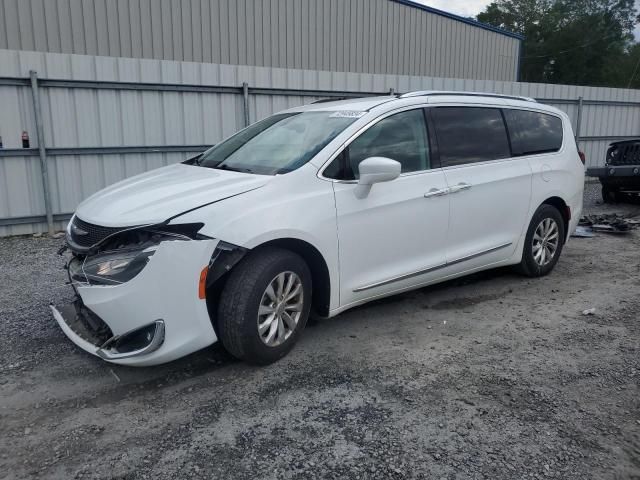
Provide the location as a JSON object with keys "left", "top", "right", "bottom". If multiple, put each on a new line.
{"left": 503, "top": 109, "right": 563, "bottom": 156}
{"left": 324, "top": 109, "right": 430, "bottom": 180}
{"left": 431, "top": 107, "right": 511, "bottom": 167}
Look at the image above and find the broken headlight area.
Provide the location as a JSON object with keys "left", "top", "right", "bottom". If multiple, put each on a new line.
{"left": 69, "top": 246, "right": 157, "bottom": 285}
{"left": 68, "top": 223, "right": 206, "bottom": 285}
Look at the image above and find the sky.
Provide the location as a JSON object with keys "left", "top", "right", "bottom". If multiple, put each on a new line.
{"left": 413, "top": 0, "right": 491, "bottom": 18}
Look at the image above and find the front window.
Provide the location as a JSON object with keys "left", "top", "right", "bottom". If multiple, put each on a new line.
{"left": 323, "top": 108, "right": 430, "bottom": 180}
{"left": 197, "top": 112, "right": 359, "bottom": 175}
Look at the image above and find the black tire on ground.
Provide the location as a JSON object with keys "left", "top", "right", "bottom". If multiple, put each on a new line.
{"left": 614, "top": 190, "right": 628, "bottom": 203}
{"left": 217, "top": 246, "right": 312, "bottom": 365}
{"left": 517, "top": 204, "right": 566, "bottom": 278}
{"left": 602, "top": 184, "right": 619, "bottom": 203}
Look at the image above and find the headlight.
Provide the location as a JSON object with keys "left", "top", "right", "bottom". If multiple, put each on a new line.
{"left": 69, "top": 246, "right": 157, "bottom": 285}
{"left": 66, "top": 222, "right": 208, "bottom": 285}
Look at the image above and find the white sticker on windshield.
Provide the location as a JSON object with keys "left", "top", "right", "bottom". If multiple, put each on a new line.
{"left": 329, "top": 111, "right": 366, "bottom": 118}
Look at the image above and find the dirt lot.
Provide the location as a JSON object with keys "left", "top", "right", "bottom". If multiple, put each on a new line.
{"left": 0, "top": 184, "right": 639, "bottom": 480}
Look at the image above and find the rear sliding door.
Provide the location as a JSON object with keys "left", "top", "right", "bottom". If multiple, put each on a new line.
{"left": 429, "top": 106, "right": 532, "bottom": 271}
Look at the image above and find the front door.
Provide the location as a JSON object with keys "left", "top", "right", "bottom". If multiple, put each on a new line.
{"left": 326, "top": 108, "right": 450, "bottom": 308}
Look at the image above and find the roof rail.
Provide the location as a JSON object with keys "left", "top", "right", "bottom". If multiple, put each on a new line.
{"left": 399, "top": 90, "right": 537, "bottom": 103}
{"left": 311, "top": 97, "right": 350, "bottom": 104}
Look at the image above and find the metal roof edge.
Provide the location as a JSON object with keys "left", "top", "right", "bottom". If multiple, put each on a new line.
{"left": 390, "top": 0, "right": 525, "bottom": 41}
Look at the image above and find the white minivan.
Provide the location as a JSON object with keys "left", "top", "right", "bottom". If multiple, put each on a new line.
{"left": 52, "top": 91, "right": 585, "bottom": 366}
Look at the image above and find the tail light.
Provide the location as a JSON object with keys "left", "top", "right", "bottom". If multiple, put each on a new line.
{"left": 578, "top": 151, "right": 586, "bottom": 165}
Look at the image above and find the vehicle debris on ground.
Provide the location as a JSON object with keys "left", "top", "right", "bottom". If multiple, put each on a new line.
{"left": 573, "top": 212, "right": 639, "bottom": 236}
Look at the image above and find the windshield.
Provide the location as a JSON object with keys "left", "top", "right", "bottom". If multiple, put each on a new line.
{"left": 197, "top": 111, "right": 359, "bottom": 175}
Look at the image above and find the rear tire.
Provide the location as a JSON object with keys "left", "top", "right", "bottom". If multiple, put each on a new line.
{"left": 602, "top": 184, "right": 619, "bottom": 203}
{"left": 217, "top": 247, "right": 312, "bottom": 365}
{"left": 517, "top": 204, "right": 565, "bottom": 278}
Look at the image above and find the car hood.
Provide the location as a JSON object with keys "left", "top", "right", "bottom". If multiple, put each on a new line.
{"left": 75, "top": 163, "right": 270, "bottom": 227}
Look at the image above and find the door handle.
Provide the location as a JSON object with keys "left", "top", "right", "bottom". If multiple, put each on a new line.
{"left": 448, "top": 182, "right": 472, "bottom": 194}
{"left": 424, "top": 187, "right": 450, "bottom": 198}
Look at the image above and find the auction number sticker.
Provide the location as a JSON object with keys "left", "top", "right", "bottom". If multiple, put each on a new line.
{"left": 330, "top": 111, "right": 366, "bottom": 118}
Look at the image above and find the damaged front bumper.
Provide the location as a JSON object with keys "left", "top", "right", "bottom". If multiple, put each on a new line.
{"left": 53, "top": 238, "right": 221, "bottom": 366}
{"left": 50, "top": 301, "right": 165, "bottom": 360}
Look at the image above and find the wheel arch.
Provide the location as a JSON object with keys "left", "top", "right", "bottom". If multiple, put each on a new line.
{"left": 253, "top": 238, "right": 332, "bottom": 317}
{"left": 205, "top": 237, "right": 332, "bottom": 330}
{"left": 541, "top": 196, "right": 570, "bottom": 242}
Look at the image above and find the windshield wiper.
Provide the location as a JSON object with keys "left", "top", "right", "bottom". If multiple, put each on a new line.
{"left": 214, "top": 164, "right": 254, "bottom": 173}
{"left": 184, "top": 153, "right": 203, "bottom": 166}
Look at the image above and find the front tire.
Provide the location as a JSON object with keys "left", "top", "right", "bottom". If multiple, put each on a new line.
{"left": 217, "top": 247, "right": 312, "bottom": 365}
{"left": 518, "top": 204, "right": 565, "bottom": 277}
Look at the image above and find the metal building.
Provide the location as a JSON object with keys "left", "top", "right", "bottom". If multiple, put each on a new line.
{"left": 0, "top": 0, "right": 522, "bottom": 81}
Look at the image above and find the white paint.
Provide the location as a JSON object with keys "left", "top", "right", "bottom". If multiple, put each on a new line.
{"left": 71, "top": 239, "right": 219, "bottom": 366}
{"left": 76, "top": 163, "right": 269, "bottom": 227}
{"left": 56, "top": 93, "right": 584, "bottom": 365}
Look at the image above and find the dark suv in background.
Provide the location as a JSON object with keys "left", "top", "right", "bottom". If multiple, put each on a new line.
{"left": 588, "top": 140, "right": 640, "bottom": 202}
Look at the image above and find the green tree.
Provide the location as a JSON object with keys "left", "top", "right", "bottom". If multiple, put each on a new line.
{"left": 477, "top": 0, "right": 639, "bottom": 87}
{"left": 613, "top": 43, "right": 640, "bottom": 88}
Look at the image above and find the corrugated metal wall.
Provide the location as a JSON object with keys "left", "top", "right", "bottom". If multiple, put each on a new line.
{"left": 1, "top": 49, "right": 640, "bottom": 236}
{"left": 0, "top": 0, "right": 521, "bottom": 81}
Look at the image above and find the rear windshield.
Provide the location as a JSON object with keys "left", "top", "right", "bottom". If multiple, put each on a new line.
{"left": 197, "top": 112, "right": 359, "bottom": 175}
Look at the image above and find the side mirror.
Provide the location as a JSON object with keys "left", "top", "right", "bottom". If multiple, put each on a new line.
{"left": 355, "top": 157, "right": 401, "bottom": 198}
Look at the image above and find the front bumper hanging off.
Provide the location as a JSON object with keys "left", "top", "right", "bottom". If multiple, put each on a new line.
{"left": 52, "top": 238, "right": 220, "bottom": 366}
{"left": 50, "top": 300, "right": 166, "bottom": 361}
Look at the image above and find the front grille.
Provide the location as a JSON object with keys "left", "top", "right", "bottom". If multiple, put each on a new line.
{"left": 70, "top": 216, "right": 126, "bottom": 248}
{"left": 607, "top": 142, "right": 640, "bottom": 166}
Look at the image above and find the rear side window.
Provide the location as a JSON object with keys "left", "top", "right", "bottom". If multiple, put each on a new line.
{"left": 431, "top": 107, "right": 510, "bottom": 166}
{"left": 503, "top": 109, "right": 563, "bottom": 156}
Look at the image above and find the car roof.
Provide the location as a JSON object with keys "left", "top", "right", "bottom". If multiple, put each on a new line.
{"left": 283, "top": 91, "right": 564, "bottom": 117}
{"left": 281, "top": 96, "right": 397, "bottom": 113}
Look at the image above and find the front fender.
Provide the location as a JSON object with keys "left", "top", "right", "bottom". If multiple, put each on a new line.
{"left": 172, "top": 170, "right": 341, "bottom": 311}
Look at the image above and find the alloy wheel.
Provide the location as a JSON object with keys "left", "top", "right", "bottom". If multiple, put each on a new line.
{"left": 532, "top": 218, "right": 559, "bottom": 267}
{"left": 257, "top": 271, "right": 304, "bottom": 347}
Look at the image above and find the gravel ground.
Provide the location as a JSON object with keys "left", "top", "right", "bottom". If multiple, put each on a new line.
{"left": 1, "top": 183, "right": 639, "bottom": 480}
